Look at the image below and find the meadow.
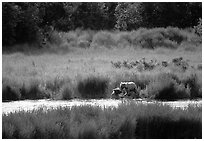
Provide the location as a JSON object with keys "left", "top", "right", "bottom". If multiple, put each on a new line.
{"left": 2, "top": 27, "right": 202, "bottom": 139}
{"left": 2, "top": 27, "right": 202, "bottom": 101}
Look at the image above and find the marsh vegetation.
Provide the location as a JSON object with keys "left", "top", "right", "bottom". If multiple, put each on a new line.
{"left": 2, "top": 2, "right": 202, "bottom": 139}
{"left": 2, "top": 102, "right": 202, "bottom": 139}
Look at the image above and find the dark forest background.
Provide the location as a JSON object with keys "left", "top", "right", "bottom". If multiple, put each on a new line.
{"left": 2, "top": 2, "right": 202, "bottom": 47}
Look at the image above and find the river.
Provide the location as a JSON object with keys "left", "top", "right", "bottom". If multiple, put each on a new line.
{"left": 2, "top": 99, "right": 202, "bottom": 115}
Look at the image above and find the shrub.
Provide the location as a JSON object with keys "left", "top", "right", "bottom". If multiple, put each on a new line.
{"left": 194, "top": 18, "right": 202, "bottom": 36}
{"left": 183, "top": 74, "right": 202, "bottom": 99}
{"left": 117, "top": 116, "right": 137, "bottom": 139}
{"left": 76, "top": 30, "right": 95, "bottom": 48}
{"left": 91, "top": 31, "right": 117, "bottom": 48}
{"left": 2, "top": 85, "right": 21, "bottom": 101}
{"left": 20, "top": 80, "right": 46, "bottom": 100}
{"left": 2, "top": 122, "right": 17, "bottom": 139}
{"left": 44, "top": 77, "right": 66, "bottom": 97}
{"left": 197, "top": 64, "right": 202, "bottom": 70}
{"left": 62, "top": 31, "right": 78, "bottom": 47}
{"left": 135, "top": 116, "right": 201, "bottom": 139}
{"left": 78, "top": 120, "right": 98, "bottom": 139}
{"left": 130, "top": 27, "right": 200, "bottom": 49}
{"left": 59, "top": 84, "right": 74, "bottom": 100}
{"left": 77, "top": 40, "right": 90, "bottom": 48}
{"left": 111, "top": 61, "right": 122, "bottom": 68}
{"left": 77, "top": 76, "right": 109, "bottom": 99}
{"left": 48, "top": 31, "right": 64, "bottom": 46}
{"left": 116, "top": 32, "right": 132, "bottom": 47}
{"left": 2, "top": 77, "right": 51, "bottom": 101}
{"left": 2, "top": 78, "right": 21, "bottom": 101}
{"left": 147, "top": 73, "right": 190, "bottom": 100}
{"left": 78, "top": 30, "right": 94, "bottom": 42}
{"left": 2, "top": 103, "right": 202, "bottom": 139}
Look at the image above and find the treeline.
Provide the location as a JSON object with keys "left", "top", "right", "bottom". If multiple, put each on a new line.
{"left": 2, "top": 2, "right": 202, "bottom": 46}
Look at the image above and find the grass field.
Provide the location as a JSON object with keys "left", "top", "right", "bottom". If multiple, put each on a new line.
{"left": 2, "top": 47, "right": 202, "bottom": 101}
{"left": 2, "top": 28, "right": 202, "bottom": 101}
{"left": 2, "top": 102, "right": 202, "bottom": 139}
{"left": 2, "top": 27, "right": 202, "bottom": 139}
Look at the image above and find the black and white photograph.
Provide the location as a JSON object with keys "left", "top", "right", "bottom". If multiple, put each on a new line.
{"left": 2, "top": 1, "right": 202, "bottom": 139}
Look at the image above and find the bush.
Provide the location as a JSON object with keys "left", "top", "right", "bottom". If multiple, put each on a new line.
{"left": 20, "top": 79, "right": 48, "bottom": 100}
{"left": 117, "top": 116, "right": 137, "bottom": 139}
{"left": 2, "top": 85, "right": 21, "bottom": 101}
{"left": 77, "top": 76, "right": 109, "bottom": 99}
{"left": 133, "top": 28, "right": 175, "bottom": 48}
{"left": 59, "top": 84, "right": 74, "bottom": 100}
{"left": 115, "top": 32, "right": 132, "bottom": 47}
{"left": 130, "top": 27, "right": 200, "bottom": 49}
{"left": 77, "top": 40, "right": 90, "bottom": 48}
{"left": 78, "top": 30, "right": 95, "bottom": 42}
{"left": 135, "top": 116, "right": 201, "bottom": 139}
{"left": 197, "top": 64, "right": 202, "bottom": 70}
{"left": 45, "top": 77, "right": 65, "bottom": 94}
{"left": 62, "top": 31, "right": 78, "bottom": 47}
{"left": 147, "top": 73, "right": 190, "bottom": 100}
{"left": 183, "top": 74, "right": 202, "bottom": 99}
{"left": 2, "top": 77, "right": 51, "bottom": 101}
{"left": 2, "top": 78, "right": 21, "bottom": 101}
{"left": 48, "top": 31, "right": 64, "bottom": 46}
{"left": 91, "top": 31, "right": 117, "bottom": 48}
{"left": 78, "top": 120, "right": 98, "bottom": 139}
{"left": 194, "top": 18, "right": 202, "bottom": 36}
{"left": 2, "top": 103, "right": 202, "bottom": 139}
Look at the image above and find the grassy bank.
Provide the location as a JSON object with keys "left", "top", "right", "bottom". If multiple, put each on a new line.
{"left": 2, "top": 71, "right": 202, "bottom": 101}
{"left": 2, "top": 49, "right": 202, "bottom": 101}
{"left": 2, "top": 102, "right": 202, "bottom": 139}
{"left": 2, "top": 27, "right": 202, "bottom": 101}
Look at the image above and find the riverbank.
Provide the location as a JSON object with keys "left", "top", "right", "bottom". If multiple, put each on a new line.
{"left": 3, "top": 47, "right": 202, "bottom": 102}
{"left": 2, "top": 100, "right": 201, "bottom": 139}
{"left": 2, "top": 99, "right": 202, "bottom": 115}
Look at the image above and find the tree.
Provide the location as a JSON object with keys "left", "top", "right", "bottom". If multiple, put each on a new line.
{"left": 2, "top": 3, "right": 20, "bottom": 46}
{"left": 14, "top": 3, "right": 42, "bottom": 44}
{"left": 114, "top": 2, "right": 143, "bottom": 30}
{"left": 2, "top": 2, "right": 202, "bottom": 47}
{"left": 114, "top": 2, "right": 202, "bottom": 30}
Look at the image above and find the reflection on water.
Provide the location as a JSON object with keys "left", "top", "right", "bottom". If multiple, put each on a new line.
{"left": 2, "top": 99, "right": 202, "bottom": 115}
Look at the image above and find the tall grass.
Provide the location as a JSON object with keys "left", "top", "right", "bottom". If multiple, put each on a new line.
{"left": 2, "top": 70, "right": 202, "bottom": 101}
{"left": 3, "top": 27, "right": 200, "bottom": 52}
{"left": 58, "top": 84, "right": 74, "bottom": 100}
{"left": 2, "top": 102, "right": 202, "bottom": 139}
{"left": 147, "top": 73, "right": 190, "bottom": 100}
{"left": 182, "top": 73, "right": 202, "bottom": 98}
{"left": 77, "top": 75, "right": 109, "bottom": 99}
{"left": 2, "top": 29, "right": 202, "bottom": 101}
{"left": 91, "top": 31, "right": 117, "bottom": 48}
{"left": 2, "top": 77, "right": 45, "bottom": 101}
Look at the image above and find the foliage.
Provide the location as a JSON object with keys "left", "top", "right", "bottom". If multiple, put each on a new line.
{"left": 2, "top": 103, "right": 202, "bottom": 139}
{"left": 2, "top": 2, "right": 201, "bottom": 47}
{"left": 114, "top": 2, "right": 201, "bottom": 30}
{"left": 77, "top": 76, "right": 109, "bottom": 99}
{"left": 2, "top": 85, "right": 21, "bottom": 102}
{"left": 194, "top": 18, "right": 202, "bottom": 36}
{"left": 183, "top": 74, "right": 202, "bottom": 99}
{"left": 147, "top": 74, "right": 190, "bottom": 100}
{"left": 59, "top": 84, "right": 74, "bottom": 100}
{"left": 114, "top": 3, "right": 143, "bottom": 30}
{"left": 91, "top": 31, "right": 117, "bottom": 48}
{"left": 2, "top": 3, "right": 20, "bottom": 46}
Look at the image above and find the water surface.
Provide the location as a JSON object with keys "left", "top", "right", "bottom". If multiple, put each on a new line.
{"left": 2, "top": 99, "right": 202, "bottom": 115}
